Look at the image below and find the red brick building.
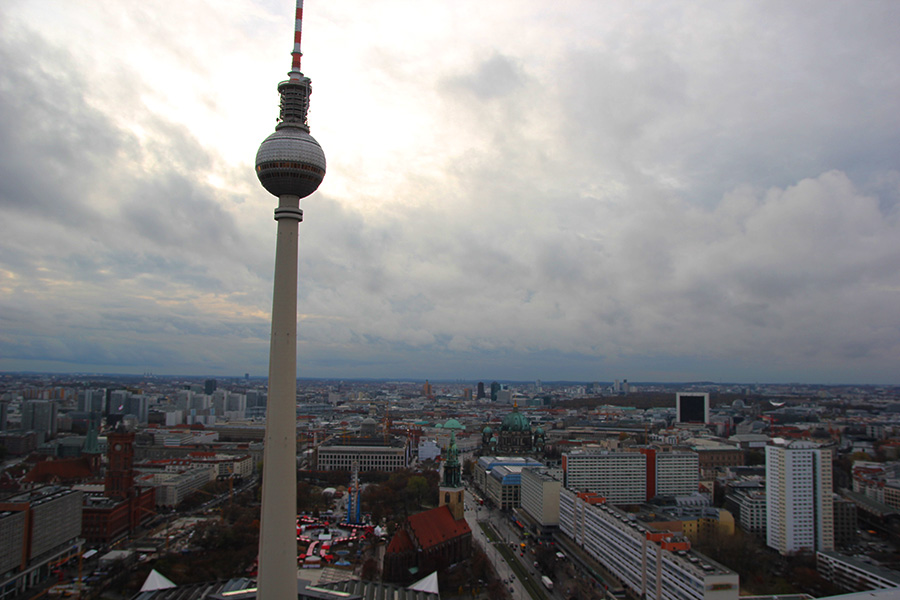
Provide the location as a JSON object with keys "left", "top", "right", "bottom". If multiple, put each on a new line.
{"left": 383, "top": 505, "right": 471, "bottom": 583}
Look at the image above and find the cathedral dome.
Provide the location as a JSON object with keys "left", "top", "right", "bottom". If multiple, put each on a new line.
{"left": 501, "top": 410, "right": 530, "bottom": 432}
{"left": 443, "top": 418, "right": 464, "bottom": 431}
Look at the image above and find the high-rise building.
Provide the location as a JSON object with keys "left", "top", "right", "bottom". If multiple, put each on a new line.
{"left": 78, "top": 388, "right": 106, "bottom": 413}
{"left": 497, "top": 387, "right": 512, "bottom": 404}
{"left": 21, "top": 400, "right": 58, "bottom": 441}
{"left": 766, "top": 440, "right": 834, "bottom": 554}
{"left": 204, "top": 379, "right": 217, "bottom": 395}
{"left": 124, "top": 394, "right": 149, "bottom": 424}
{"left": 476, "top": 382, "right": 485, "bottom": 399}
{"left": 109, "top": 389, "right": 130, "bottom": 415}
{"left": 677, "top": 392, "right": 710, "bottom": 424}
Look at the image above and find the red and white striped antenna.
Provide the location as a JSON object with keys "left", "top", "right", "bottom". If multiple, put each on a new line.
{"left": 289, "top": 0, "right": 305, "bottom": 81}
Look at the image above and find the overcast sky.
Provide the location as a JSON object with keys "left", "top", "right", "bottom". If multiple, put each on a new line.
{"left": 1, "top": 0, "right": 899, "bottom": 384}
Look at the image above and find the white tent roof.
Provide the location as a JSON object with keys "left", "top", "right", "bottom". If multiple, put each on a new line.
{"left": 140, "top": 569, "right": 176, "bottom": 592}
{"left": 408, "top": 571, "right": 439, "bottom": 594}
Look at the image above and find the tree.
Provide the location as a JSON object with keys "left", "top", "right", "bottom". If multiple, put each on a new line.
{"left": 297, "top": 481, "right": 326, "bottom": 513}
{"left": 746, "top": 449, "right": 765, "bottom": 465}
{"left": 534, "top": 544, "right": 557, "bottom": 574}
{"left": 406, "top": 476, "right": 429, "bottom": 509}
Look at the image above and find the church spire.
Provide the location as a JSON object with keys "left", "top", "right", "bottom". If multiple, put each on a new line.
{"left": 82, "top": 414, "right": 102, "bottom": 472}
{"left": 442, "top": 431, "right": 461, "bottom": 488}
{"left": 439, "top": 431, "right": 464, "bottom": 520}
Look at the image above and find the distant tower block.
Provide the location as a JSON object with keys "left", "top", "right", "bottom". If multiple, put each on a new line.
{"left": 676, "top": 392, "right": 710, "bottom": 424}
{"left": 255, "top": 2, "right": 326, "bottom": 600}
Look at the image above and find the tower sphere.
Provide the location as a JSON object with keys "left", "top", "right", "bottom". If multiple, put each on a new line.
{"left": 256, "top": 126, "right": 326, "bottom": 199}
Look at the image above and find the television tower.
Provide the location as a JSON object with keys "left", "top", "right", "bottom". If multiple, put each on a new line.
{"left": 255, "top": 1, "right": 326, "bottom": 599}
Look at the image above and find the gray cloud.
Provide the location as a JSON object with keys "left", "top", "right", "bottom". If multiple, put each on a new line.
{"left": 2, "top": 1, "right": 900, "bottom": 383}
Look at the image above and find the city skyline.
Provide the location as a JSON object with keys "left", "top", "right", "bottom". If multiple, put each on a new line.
{"left": 2, "top": 1, "right": 900, "bottom": 385}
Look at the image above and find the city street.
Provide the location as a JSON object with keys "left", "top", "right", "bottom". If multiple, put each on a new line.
{"left": 464, "top": 488, "right": 553, "bottom": 600}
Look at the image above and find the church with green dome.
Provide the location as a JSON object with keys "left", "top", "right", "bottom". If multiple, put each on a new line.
{"left": 482, "top": 403, "right": 546, "bottom": 455}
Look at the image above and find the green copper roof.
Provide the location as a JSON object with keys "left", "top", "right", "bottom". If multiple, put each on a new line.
{"left": 501, "top": 409, "right": 530, "bottom": 432}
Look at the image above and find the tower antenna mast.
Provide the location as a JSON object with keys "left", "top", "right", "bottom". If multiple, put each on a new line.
{"left": 255, "top": 1, "right": 326, "bottom": 599}
{"left": 290, "top": 0, "right": 304, "bottom": 78}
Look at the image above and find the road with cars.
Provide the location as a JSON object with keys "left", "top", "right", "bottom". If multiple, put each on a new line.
{"left": 463, "top": 487, "right": 557, "bottom": 600}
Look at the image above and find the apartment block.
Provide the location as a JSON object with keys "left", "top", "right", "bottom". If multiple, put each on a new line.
{"left": 653, "top": 451, "right": 700, "bottom": 498}
{"left": 564, "top": 448, "right": 699, "bottom": 505}
{"left": 0, "top": 487, "right": 84, "bottom": 600}
{"left": 817, "top": 550, "right": 900, "bottom": 593}
{"left": 563, "top": 450, "right": 646, "bottom": 504}
{"left": 766, "top": 440, "right": 834, "bottom": 554}
{"left": 559, "top": 488, "right": 738, "bottom": 600}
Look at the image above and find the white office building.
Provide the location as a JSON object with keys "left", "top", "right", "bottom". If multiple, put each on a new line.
{"left": 520, "top": 467, "right": 562, "bottom": 534}
{"left": 766, "top": 440, "right": 834, "bottom": 554}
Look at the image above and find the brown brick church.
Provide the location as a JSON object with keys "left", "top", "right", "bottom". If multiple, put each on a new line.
{"left": 383, "top": 431, "right": 471, "bottom": 583}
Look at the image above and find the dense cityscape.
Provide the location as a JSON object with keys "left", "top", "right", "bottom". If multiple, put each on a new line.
{"left": 3, "top": 1, "right": 900, "bottom": 600}
{"left": 1, "top": 372, "right": 900, "bottom": 600}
